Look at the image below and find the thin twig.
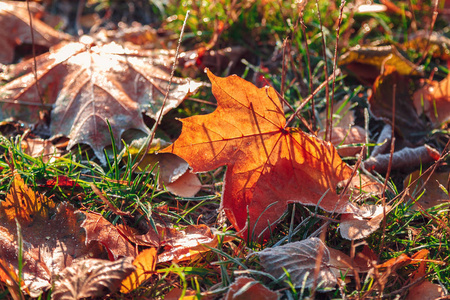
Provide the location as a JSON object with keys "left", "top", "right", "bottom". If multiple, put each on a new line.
{"left": 26, "top": 0, "right": 45, "bottom": 112}
{"left": 330, "top": 0, "right": 346, "bottom": 141}
{"left": 315, "top": 0, "right": 331, "bottom": 140}
{"left": 379, "top": 84, "right": 396, "bottom": 255}
{"left": 131, "top": 11, "right": 190, "bottom": 174}
{"left": 416, "top": 0, "right": 439, "bottom": 66}
{"left": 285, "top": 69, "right": 340, "bottom": 129}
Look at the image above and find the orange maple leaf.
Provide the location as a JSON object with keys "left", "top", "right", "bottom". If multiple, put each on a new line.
{"left": 161, "top": 70, "right": 354, "bottom": 240}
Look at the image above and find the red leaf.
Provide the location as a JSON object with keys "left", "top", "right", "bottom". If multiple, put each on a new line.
{"left": 161, "top": 70, "right": 355, "bottom": 240}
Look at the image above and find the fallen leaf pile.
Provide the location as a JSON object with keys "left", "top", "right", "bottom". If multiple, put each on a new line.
{"left": 0, "top": 175, "right": 228, "bottom": 297}
{"left": 1, "top": 0, "right": 450, "bottom": 298}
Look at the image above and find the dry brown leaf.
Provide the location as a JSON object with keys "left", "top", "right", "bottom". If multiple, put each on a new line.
{"left": 120, "top": 248, "right": 157, "bottom": 293}
{"left": 165, "top": 288, "right": 198, "bottom": 300}
{"left": 80, "top": 211, "right": 137, "bottom": 260}
{"left": 21, "top": 138, "right": 63, "bottom": 163}
{"left": 363, "top": 144, "right": 440, "bottom": 173}
{"left": 405, "top": 170, "right": 449, "bottom": 210}
{"left": 339, "top": 205, "right": 389, "bottom": 240}
{"left": 0, "top": 175, "right": 91, "bottom": 296}
{"left": 338, "top": 172, "right": 384, "bottom": 199}
{"left": 127, "top": 139, "right": 202, "bottom": 197}
{"left": 165, "top": 171, "right": 202, "bottom": 198}
{"left": 405, "top": 280, "right": 445, "bottom": 300}
{"left": 0, "top": 40, "right": 202, "bottom": 163}
{"left": 0, "top": 1, "right": 70, "bottom": 64}
{"left": 224, "top": 276, "right": 279, "bottom": 300}
{"left": 52, "top": 257, "right": 135, "bottom": 300}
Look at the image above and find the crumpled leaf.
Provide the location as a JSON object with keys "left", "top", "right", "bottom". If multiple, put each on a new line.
{"left": 369, "top": 65, "right": 427, "bottom": 142}
{"left": 117, "top": 223, "right": 229, "bottom": 263}
{"left": 0, "top": 1, "right": 70, "bottom": 64}
{"left": 404, "top": 170, "right": 450, "bottom": 210}
{"left": 257, "top": 238, "right": 356, "bottom": 289}
{"left": 0, "top": 39, "right": 202, "bottom": 163}
{"left": 363, "top": 144, "right": 440, "bottom": 173}
{"left": 339, "top": 45, "right": 421, "bottom": 84}
{"left": 80, "top": 211, "right": 137, "bottom": 260}
{"left": 413, "top": 72, "right": 450, "bottom": 125}
{"left": 0, "top": 174, "right": 91, "bottom": 297}
{"left": 52, "top": 257, "right": 135, "bottom": 300}
{"left": 120, "top": 248, "right": 157, "bottom": 293}
{"left": 224, "top": 276, "right": 279, "bottom": 300}
{"left": 161, "top": 70, "right": 356, "bottom": 240}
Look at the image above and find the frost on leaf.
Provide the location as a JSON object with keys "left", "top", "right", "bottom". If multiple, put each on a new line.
{"left": 0, "top": 40, "right": 202, "bottom": 163}
{"left": 0, "top": 1, "right": 70, "bottom": 64}
{"left": 162, "top": 70, "right": 356, "bottom": 240}
{"left": 257, "top": 238, "right": 354, "bottom": 289}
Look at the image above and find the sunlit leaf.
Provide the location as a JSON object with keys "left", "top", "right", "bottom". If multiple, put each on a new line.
{"left": 120, "top": 248, "right": 157, "bottom": 293}
{"left": 161, "top": 70, "right": 356, "bottom": 240}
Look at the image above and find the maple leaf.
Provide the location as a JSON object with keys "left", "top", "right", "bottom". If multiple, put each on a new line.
{"left": 0, "top": 1, "right": 70, "bottom": 64}
{"left": 161, "top": 70, "right": 355, "bottom": 240}
{"left": 0, "top": 40, "right": 202, "bottom": 163}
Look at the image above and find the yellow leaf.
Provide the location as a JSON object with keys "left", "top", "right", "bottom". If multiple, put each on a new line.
{"left": 0, "top": 173, "right": 55, "bottom": 226}
{"left": 120, "top": 248, "right": 157, "bottom": 293}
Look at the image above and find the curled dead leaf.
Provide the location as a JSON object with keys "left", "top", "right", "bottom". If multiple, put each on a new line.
{"left": 363, "top": 145, "right": 440, "bottom": 173}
